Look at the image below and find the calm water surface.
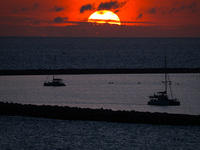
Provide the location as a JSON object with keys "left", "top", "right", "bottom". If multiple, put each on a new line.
{"left": 0, "top": 115, "right": 199, "bottom": 150}
{"left": 0, "top": 37, "right": 200, "bottom": 70}
{"left": 1, "top": 37, "right": 200, "bottom": 150}
{"left": 1, "top": 74, "right": 200, "bottom": 115}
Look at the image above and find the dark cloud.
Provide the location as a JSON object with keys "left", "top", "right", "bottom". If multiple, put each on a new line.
{"left": 136, "top": 14, "right": 143, "bottom": 20}
{"left": 168, "top": 8, "right": 178, "bottom": 14}
{"left": 179, "top": 5, "right": 186, "bottom": 10}
{"left": 52, "top": 6, "right": 65, "bottom": 12}
{"left": 188, "top": 2, "right": 197, "bottom": 9}
{"left": 2, "top": 23, "right": 199, "bottom": 37}
{"left": 114, "top": 10, "right": 119, "bottom": 13}
{"left": 136, "top": 7, "right": 158, "bottom": 21}
{"left": 53, "top": 17, "right": 68, "bottom": 23}
{"left": 13, "top": 3, "right": 39, "bottom": 13}
{"left": 147, "top": 8, "right": 157, "bottom": 14}
{"left": 24, "top": 17, "right": 34, "bottom": 21}
{"left": 24, "top": 17, "right": 40, "bottom": 24}
{"left": 98, "top": 0, "right": 126, "bottom": 11}
{"left": 32, "top": 3, "right": 39, "bottom": 10}
{"left": 168, "top": 2, "right": 198, "bottom": 14}
{"left": 21, "top": 7, "right": 28, "bottom": 11}
{"left": 137, "top": 1, "right": 199, "bottom": 19}
{"left": 33, "top": 20, "right": 40, "bottom": 25}
{"left": 0, "top": 15, "right": 41, "bottom": 25}
{"left": 21, "top": 3, "right": 39, "bottom": 11}
{"left": 187, "top": 2, "right": 198, "bottom": 12}
{"left": 80, "top": 4, "right": 94, "bottom": 13}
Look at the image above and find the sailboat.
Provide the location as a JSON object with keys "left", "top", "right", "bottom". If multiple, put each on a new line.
{"left": 148, "top": 57, "right": 180, "bottom": 106}
{"left": 44, "top": 56, "right": 66, "bottom": 86}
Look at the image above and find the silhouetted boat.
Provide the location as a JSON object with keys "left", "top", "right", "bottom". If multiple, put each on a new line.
{"left": 44, "top": 78, "right": 66, "bottom": 86}
{"left": 148, "top": 57, "right": 180, "bottom": 106}
{"left": 44, "top": 56, "right": 66, "bottom": 86}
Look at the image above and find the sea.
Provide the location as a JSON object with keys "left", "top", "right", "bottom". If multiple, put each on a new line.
{"left": 0, "top": 37, "right": 200, "bottom": 149}
{"left": 0, "top": 37, "right": 200, "bottom": 70}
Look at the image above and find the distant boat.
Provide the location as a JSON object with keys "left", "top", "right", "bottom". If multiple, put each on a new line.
{"left": 44, "top": 78, "right": 66, "bottom": 86}
{"left": 44, "top": 56, "right": 66, "bottom": 86}
{"left": 148, "top": 57, "right": 180, "bottom": 106}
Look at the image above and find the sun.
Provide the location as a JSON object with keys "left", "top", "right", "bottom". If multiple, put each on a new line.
{"left": 88, "top": 10, "right": 121, "bottom": 25}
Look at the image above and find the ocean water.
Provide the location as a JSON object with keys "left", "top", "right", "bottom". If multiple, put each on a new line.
{"left": 0, "top": 74, "right": 200, "bottom": 115}
{"left": 0, "top": 115, "right": 200, "bottom": 150}
{"left": 0, "top": 37, "right": 200, "bottom": 114}
{"left": 0, "top": 37, "right": 200, "bottom": 70}
{"left": 0, "top": 37, "right": 200, "bottom": 149}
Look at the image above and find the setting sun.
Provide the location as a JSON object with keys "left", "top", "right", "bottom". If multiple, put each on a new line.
{"left": 0, "top": 0, "right": 199, "bottom": 37}
{"left": 88, "top": 10, "right": 121, "bottom": 25}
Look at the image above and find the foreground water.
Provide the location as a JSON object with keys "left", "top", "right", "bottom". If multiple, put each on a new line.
{"left": 1, "top": 74, "right": 200, "bottom": 115}
{"left": 0, "top": 115, "right": 199, "bottom": 150}
{"left": 1, "top": 37, "right": 200, "bottom": 149}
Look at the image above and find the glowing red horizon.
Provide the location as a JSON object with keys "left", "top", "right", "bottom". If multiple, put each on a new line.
{"left": 0, "top": 0, "right": 200, "bottom": 37}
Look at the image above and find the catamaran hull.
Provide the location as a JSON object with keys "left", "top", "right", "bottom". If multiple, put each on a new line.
{"left": 44, "top": 83, "right": 66, "bottom": 86}
{"left": 148, "top": 100, "right": 180, "bottom": 106}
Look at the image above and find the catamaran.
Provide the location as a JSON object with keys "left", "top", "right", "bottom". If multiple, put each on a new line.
{"left": 44, "top": 56, "right": 66, "bottom": 86}
{"left": 148, "top": 57, "right": 180, "bottom": 106}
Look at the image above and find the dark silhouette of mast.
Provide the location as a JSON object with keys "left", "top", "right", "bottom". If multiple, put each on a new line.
{"left": 165, "top": 56, "right": 174, "bottom": 99}
{"left": 165, "top": 56, "right": 167, "bottom": 94}
{"left": 53, "top": 55, "right": 56, "bottom": 80}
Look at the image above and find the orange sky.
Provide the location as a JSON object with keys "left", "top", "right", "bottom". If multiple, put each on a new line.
{"left": 0, "top": 0, "right": 200, "bottom": 37}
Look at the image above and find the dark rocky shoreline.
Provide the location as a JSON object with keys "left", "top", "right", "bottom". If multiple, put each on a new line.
{"left": 0, "top": 102, "right": 199, "bottom": 126}
{"left": 0, "top": 68, "right": 200, "bottom": 75}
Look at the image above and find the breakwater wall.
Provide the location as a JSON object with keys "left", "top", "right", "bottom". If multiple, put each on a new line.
{"left": 0, "top": 102, "right": 199, "bottom": 126}
{"left": 1, "top": 68, "right": 200, "bottom": 75}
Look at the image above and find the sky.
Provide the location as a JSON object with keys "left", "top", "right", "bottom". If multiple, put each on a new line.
{"left": 0, "top": 0, "right": 200, "bottom": 37}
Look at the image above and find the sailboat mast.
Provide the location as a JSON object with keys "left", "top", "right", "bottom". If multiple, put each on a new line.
{"left": 53, "top": 55, "right": 56, "bottom": 80}
{"left": 165, "top": 56, "right": 167, "bottom": 94}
